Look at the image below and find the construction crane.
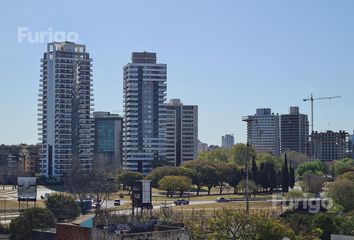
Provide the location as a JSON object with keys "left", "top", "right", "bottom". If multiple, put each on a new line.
{"left": 303, "top": 93, "right": 341, "bottom": 133}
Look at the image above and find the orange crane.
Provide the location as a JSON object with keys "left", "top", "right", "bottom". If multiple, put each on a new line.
{"left": 303, "top": 93, "right": 341, "bottom": 133}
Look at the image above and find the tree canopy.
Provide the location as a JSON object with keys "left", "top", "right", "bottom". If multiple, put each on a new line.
{"left": 333, "top": 158, "right": 354, "bottom": 176}
{"left": 158, "top": 175, "right": 192, "bottom": 197}
{"left": 328, "top": 178, "right": 354, "bottom": 212}
{"left": 45, "top": 193, "right": 80, "bottom": 222}
{"left": 146, "top": 166, "right": 187, "bottom": 187}
{"left": 296, "top": 161, "right": 328, "bottom": 177}
{"left": 9, "top": 207, "right": 56, "bottom": 240}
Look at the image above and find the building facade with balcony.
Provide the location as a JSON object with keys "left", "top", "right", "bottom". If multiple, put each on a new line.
{"left": 123, "top": 52, "right": 167, "bottom": 174}
{"left": 38, "top": 42, "right": 94, "bottom": 178}
{"left": 280, "top": 106, "right": 309, "bottom": 154}
{"left": 244, "top": 108, "right": 280, "bottom": 156}
{"left": 165, "top": 99, "right": 198, "bottom": 166}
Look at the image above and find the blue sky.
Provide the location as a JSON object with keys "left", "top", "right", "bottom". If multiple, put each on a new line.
{"left": 0, "top": 0, "right": 353, "bottom": 145}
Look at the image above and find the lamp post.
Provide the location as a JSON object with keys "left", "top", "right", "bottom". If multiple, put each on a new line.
{"left": 242, "top": 116, "right": 254, "bottom": 214}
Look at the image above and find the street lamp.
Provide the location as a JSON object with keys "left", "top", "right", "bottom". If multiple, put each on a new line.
{"left": 242, "top": 116, "right": 254, "bottom": 214}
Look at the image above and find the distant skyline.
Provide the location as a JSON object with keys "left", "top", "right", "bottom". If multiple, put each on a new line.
{"left": 1, "top": 0, "right": 354, "bottom": 146}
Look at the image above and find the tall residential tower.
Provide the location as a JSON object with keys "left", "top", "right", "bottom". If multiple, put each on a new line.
{"left": 280, "top": 106, "right": 309, "bottom": 154}
{"left": 38, "top": 42, "right": 94, "bottom": 178}
{"left": 221, "top": 134, "right": 235, "bottom": 149}
{"left": 243, "top": 108, "right": 280, "bottom": 156}
{"left": 165, "top": 99, "right": 198, "bottom": 166}
{"left": 123, "top": 52, "right": 167, "bottom": 174}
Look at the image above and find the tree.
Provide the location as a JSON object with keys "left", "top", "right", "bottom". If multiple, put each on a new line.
{"left": 146, "top": 166, "right": 187, "bottom": 187}
{"left": 198, "top": 147, "right": 229, "bottom": 162}
{"left": 296, "top": 161, "right": 328, "bottom": 177}
{"left": 289, "top": 162, "right": 295, "bottom": 189}
{"left": 251, "top": 156, "right": 258, "bottom": 184}
{"left": 64, "top": 169, "right": 117, "bottom": 215}
{"left": 257, "top": 152, "right": 283, "bottom": 171}
{"left": 333, "top": 158, "right": 354, "bottom": 176}
{"left": 282, "top": 151, "right": 310, "bottom": 169}
{"left": 227, "top": 164, "right": 242, "bottom": 194}
{"left": 259, "top": 162, "right": 277, "bottom": 192}
{"left": 45, "top": 193, "right": 80, "bottom": 222}
{"left": 284, "top": 189, "right": 304, "bottom": 199}
{"left": 182, "top": 160, "right": 215, "bottom": 195}
{"left": 328, "top": 178, "right": 354, "bottom": 212}
{"left": 229, "top": 143, "right": 256, "bottom": 165}
{"left": 158, "top": 175, "right": 192, "bottom": 197}
{"left": 282, "top": 154, "right": 290, "bottom": 193}
{"left": 338, "top": 171, "right": 354, "bottom": 183}
{"left": 185, "top": 209, "right": 295, "bottom": 239}
{"left": 237, "top": 180, "right": 257, "bottom": 197}
{"left": 213, "top": 162, "right": 230, "bottom": 195}
{"left": 117, "top": 171, "right": 143, "bottom": 194}
{"left": 9, "top": 208, "right": 56, "bottom": 240}
{"left": 301, "top": 172, "right": 325, "bottom": 195}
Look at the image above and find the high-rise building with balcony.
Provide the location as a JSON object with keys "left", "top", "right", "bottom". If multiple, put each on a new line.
{"left": 165, "top": 99, "right": 198, "bottom": 166}
{"left": 221, "top": 134, "right": 235, "bottom": 149}
{"left": 243, "top": 108, "right": 280, "bottom": 156}
{"left": 123, "top": 52, "right": 167, "bottom": 174}
{"left": 93, "top": 111, "right": 123, "bottom": 172}
{"left": 280, "top": 106, "right": 309, "bottom": 154}
{"left": 38, "top": 42, "right": 94, "bottom": 178}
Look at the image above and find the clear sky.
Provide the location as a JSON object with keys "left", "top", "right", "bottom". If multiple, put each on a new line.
{"left": 1, "top": 0, "right": 354, "bottom": 145}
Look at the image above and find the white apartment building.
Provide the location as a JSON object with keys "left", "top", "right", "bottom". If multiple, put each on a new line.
{"left": 165, "top": 99, "right": 198, "bottom": 166}
{"left": 38, "top": 42, "right": 94, "bottom": 178}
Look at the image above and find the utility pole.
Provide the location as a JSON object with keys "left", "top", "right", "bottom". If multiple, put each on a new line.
{"left": 242, "top": 116, "right": 254, "bottom": 214}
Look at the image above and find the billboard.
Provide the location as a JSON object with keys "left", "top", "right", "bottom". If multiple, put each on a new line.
{"left": 131, "top": 180, "right": 152, "bottom": 209}
{"left": 17, "top": 177, "right": 37, "bottom": 201}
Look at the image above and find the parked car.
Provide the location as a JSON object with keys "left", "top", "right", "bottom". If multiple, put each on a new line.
{"left": 113, "top": 199, "right": 121, "bottom": 206}
{"left": 216, "top": 197, "right": 230, "bottom": 203}
{"left": 174, "top": 199, "right": 189, "bottom": 205}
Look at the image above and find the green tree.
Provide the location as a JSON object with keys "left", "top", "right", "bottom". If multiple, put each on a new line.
{"left": 281, "top": 151, "right": 310, "bottom": 169}
{"left": 282, "top": 154, "right": 290, "bottom": 193}
{"left": 146, "top": 166, "right": 187, "bottom": 187}
{"left": 338, "top": 171, "right": 354, "bottom": 182}
{"left": 158, "top": 175, "right": 192, "bottom": 197}
{"left": 237, "top": 180, "right": 257, "bottom": 197}
{"left": 227, "top": 164, "right": 242, "bottom": 194}
{"left": 301, "top": 172, "right": 325, "bottom": 195}
{"left": 257, "top": 152, "right": 283, "bottom": 171}
{"left": 296, "top": 161, "right": 328, "bottom": 177}
{"left": 9, "top": 208, "right": 56, "bottom": 240}
{"left": 328, "top": 178, "right": 354, "bottom": 212}
{"left": 333, "top": 158, "right": 354, "bottom": 176}
{"left": 45, "top": 193, "right": 80, "bottom": 222}
{"left": 185, "top": 209, "right": 295, "bottom": 240}
{"left": 251, "top": 156, "right": 258, "bottom": 184}
{"left": 213, "top": 162, "right": 230, "bottom": 195}
{"left": 284, "top": 189, "right": 304, "bottom": 199}
{"left": 289, "top": 162, "right": 295, "bottom": 189}
{"left": 182, "top": 160, "right": 215, "bottom": 195}
{"left": 198, "top": 147, "right": 229, "bottom": 162}
{"left": 229, "top": 143, "right": 256, "bottom": 165}
{"left": 117, "top": 171, "right": 143, "bottom": 194}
